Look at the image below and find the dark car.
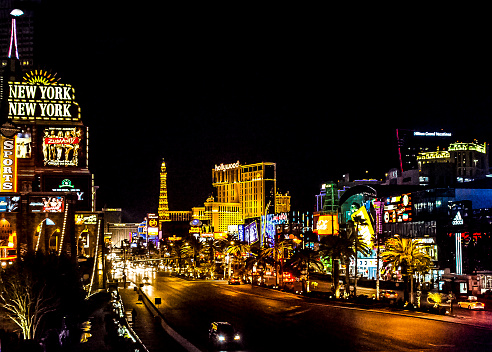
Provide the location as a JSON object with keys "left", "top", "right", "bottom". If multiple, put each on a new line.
{"left": 228, "top": 276, "right": 241, "bottom": 285}
{"left": 208, "top": 322, "right": 241, "bottom": 349}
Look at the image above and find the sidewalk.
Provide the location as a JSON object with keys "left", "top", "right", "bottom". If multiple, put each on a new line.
{"left": 119, "top": 284, "right": 188, "bottom": 352}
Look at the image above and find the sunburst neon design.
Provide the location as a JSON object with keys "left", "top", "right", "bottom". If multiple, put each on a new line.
{"left": 23, "top": 70, "right": 59, "bottom": 85}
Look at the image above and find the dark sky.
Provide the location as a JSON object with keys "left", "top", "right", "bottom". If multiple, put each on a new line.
{"left": 30, "top": 3, "right": 492, "bottom": 221}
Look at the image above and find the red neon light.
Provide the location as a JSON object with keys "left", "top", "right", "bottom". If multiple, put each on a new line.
{"left": 8, "top": 18, "right": 19, "bottom": 59}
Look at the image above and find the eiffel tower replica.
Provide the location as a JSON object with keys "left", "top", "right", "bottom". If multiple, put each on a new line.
{"left": 158, "top": 158, "right": 171, "bottom": 226}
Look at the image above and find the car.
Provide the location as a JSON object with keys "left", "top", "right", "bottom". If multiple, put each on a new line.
{"left": 458, "top": 296, "right": 485, "bottom": 310}
{"left": 380, "top": 290, "right": 398, "bottom": 299}
{"left": 228, "top": 276, "right": 241, "bottom": 285}
{"left": 208, "top": 322, "right": 241, "bottom": 349}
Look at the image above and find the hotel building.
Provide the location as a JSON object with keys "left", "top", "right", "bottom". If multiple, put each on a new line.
{"left": 192, "top": 161, "right": 290, "bottom": 237}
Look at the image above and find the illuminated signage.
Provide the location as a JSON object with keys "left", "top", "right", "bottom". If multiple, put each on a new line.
{"left": 214, "top": 160, "right": 240, "bottom": 172}
{"left": 448, "top": 142, "right": 486, "bottom": 154}
{"left": 0, "top": 196, "right": 19, "bottom": 212}
{"left": 351, "top": 206, "right": 374, "bottom": 247}
{"left": 43, "top": 175, "right": 91, "bottom": 210}
{"left": 0, "top": 136, "right": 17, "bottom": 192}
{"left": 245, "top": 221, "right": 258, "bottom": 243}
{"left": 261, "top": 213, "right": 288, "bottom": 246}
{"left": 15, "top": 132, "right": 31, "bottom": 158}
{"left": 39, "top": 126, "right": 86, "bottom": 168}
{"left": 147, "top": 213, "right": 159, "bottom": 238}
{"left": 417, "top": 151, "right": 450, "bottom": 160}
{"left": 29, "top": 196, "right": 65, "bottom": 212}
{"left": 315, "top": 215, "right": 339, "bottom": 235}
{"left": 8, "top": 71, "right": 80, "bottom": 121}
{"left": 384, "top": 194, "right": 412, "bottom": 223}
{"left": 413, "top": 131, "right": 452, "bottom": 137}
{"left": 75, "top": 214, "right": 98, "bottom": 225}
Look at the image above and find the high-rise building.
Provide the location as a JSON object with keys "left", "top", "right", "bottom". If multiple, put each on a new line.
{"left": 158, "top": 159, "right": 170, "bottom": 226}
{"left": 396, "top": 129, "right": 453, "bottom": 172}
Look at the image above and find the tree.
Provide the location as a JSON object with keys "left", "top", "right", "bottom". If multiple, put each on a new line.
{"left": 381, "top": 237, "right": 431, "bottom": 304}
{"left": 286, "top": 248, "right": 324, "bottom": 293}
{"left": 226, "top": 241, "right": 251, "bottom": 277}
{"left": 319, "top": 232, "right": 355, "bottom": 298}
{"left": 0, "top": 253, "right": 84, "bottom": 341}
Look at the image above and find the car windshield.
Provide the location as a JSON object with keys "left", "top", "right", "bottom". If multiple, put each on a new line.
{"left": 218, "top": 325, "right": 234, "bottom": 335}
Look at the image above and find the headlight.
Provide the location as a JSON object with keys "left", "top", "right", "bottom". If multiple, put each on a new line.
{"left": 218, "top": 335, "right": 225, "bottom": 341}
{"left": 234, "top": 334, "right": 241, "bottom": 340}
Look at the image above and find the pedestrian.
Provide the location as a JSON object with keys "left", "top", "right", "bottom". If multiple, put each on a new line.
{"left": 131, "top": 308, "right": 137, "bottom": 324}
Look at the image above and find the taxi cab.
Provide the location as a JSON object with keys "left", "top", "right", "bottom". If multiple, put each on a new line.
{"left": 458, "top": 296, "right": 485, "bottom": 310}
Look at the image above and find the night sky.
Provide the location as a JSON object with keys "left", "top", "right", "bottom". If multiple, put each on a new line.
{"left": 30, "top": 3, "right": 492, "bottom": 221}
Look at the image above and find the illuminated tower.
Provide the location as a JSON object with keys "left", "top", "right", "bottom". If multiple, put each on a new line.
{"left": 158, "top": 159, "right": 170, "bottom": 225}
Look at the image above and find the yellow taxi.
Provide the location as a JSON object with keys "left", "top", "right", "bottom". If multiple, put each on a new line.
{"left": 458, "top": 296, "right": 485, "bottom": 310}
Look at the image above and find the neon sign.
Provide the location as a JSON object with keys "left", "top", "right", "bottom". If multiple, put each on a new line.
{"left": 8, "top": 71, "right": 80, "bottom": 121}
{"left": 448, "top": 142, "right": 486, "bottom": 154}
{"left": 214, "top": 161, "right": 240, "bottom": 172}
{"left": 0, "top": 137, "right": 17, "bottom": 192}
{"left": 413, "top": 131, "right": 452, "bottom": 137}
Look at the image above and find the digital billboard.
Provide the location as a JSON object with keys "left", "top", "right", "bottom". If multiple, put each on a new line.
{"left": 315, "top": 214, "right": 339, "bottom": 235}
{"left": 0, "top": 196, "right": 20, "bottom": 212}
{"left": 38, "top": 126, "right": 87, "bottom": 168}
{"left": 29, "top": 196, "right": 65, "bottom": 212}
{"left": 384, "top": 193, "right": 412, "bottom": 223}
{"left": 245, "top": 221, "right": 258, "bottom": 244}
{"left": 43, "top": 175, "right": 92, "bottom": 211}
{"left": 0, "top": 136, "right": 17, "bottom": 192}
{"left": 351, "top": 206, "right": 374, "bottom": 247}
{"left": 261, "top": 213, "right": 288, "bottom": 246}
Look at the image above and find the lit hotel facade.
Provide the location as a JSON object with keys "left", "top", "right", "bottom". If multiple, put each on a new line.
{"left": 192, "top": 161, "right": 290, "bottom": 234}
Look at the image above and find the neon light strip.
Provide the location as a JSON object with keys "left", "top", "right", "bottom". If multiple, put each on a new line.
{"left": 8, "top": 19, "right": 19, "bottom": 59}
{"left": 35, "top": 221, "right": 43, "bottom": 252}
{"left": 58, "top": 203, "right": 69, "bottom": 255}
{"left": 396, "top": 129, "right": 403, "bottom": 173}
{"left": 455, "top": 233, "right": 462, "bottom": 275}
{"left": 87, "top": 219, "right": 101, "bottom": 296}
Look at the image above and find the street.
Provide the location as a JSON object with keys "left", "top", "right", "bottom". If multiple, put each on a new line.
{"left": 130, "top": 270, "right": 492, "bottom": 351}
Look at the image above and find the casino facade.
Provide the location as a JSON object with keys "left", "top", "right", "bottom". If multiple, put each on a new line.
{"left": 0, "top": 14, "right": 104, "bottom": 291}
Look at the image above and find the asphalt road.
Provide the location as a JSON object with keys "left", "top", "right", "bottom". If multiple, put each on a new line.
{"left": 135, "top": 272, "right": 492, "bottom": 351}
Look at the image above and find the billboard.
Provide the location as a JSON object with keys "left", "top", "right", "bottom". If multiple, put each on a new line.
{"left": 8, "top": 72, "right": 80, "bottom": 121}
{"left": 261, "top": 213, "right": 288, "bottom": 246}
{"left": 315, "top": 214, "right": 339, "bottom": 235}
{"left": 384, "top": 194, "right": 412, "bottom": 223}
{"left": 147, "top": 213, "right": 159, "bottom": 239}
{"left": 0, "top": 136, "right": 17, "bottom": 192}
{"left": 43, "top": 175, "right": 92, "bottom": 210}
{"left": 0, "top": 196, "right": 20, "bottom": 212}
{"left": 38, "top": 126, "right": 87, "bottom": 168}
{"left": 351, "top": 206, "right": 374, "bottom": 247}
{"left": 29, "top": 196, "right": 65, "bottom": 212}
{"left": 245, "top": 221, "right": 258, "bottom": 243}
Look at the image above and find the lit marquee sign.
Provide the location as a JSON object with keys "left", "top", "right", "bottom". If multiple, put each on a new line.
{"left": 215, "top": 161, "right": 240, "bottom": 172}
{"left": 0, "top": 136, "right": 17, "bottom": 192}
{"left": 43, "top": 175, "right": 92, "bottom": 211}
{"left": 147, "top": 213, "right": 159, "bottom": 237}
{"left": 29, "top": 196, "right": 65, "bottom": 213}
{"left": 39, "top": 126, "right": 87, "bottom": 168}
{"left": 7, "top": 70, "right": 80, "bottom": 121}
{"left": 413, "top": 131, "right": 452, "bottom": 137}
{"left": 315, "top": 214, "right": 339, "bottom": 235}
{"left": 384, "top": 194, "right": 413, "bottom": 223}
{"left": 448, "top": 142, "right": 486, "bottom": 154}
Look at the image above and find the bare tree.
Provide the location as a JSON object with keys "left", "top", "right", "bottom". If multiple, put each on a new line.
{"left": 0, "top": 263, "right": 59, "bottom": 340}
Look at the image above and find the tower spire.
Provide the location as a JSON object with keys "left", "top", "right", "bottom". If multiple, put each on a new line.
{"left": 8, "top": 9, "right": 23, "bottom": 60}
{"left": 158, "top": 158, "right": 171, "bottom": 225}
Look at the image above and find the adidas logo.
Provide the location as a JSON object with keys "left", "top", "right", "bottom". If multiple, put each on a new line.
{"left": 452, "top": 211, "right": 464, "bottom": 226}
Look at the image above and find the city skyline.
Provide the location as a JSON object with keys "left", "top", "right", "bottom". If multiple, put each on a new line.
{"left": 7, "top": 3, "right": 492, "bottom": 221}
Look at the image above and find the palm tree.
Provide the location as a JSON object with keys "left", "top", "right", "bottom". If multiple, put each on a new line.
{"left": 381, "top": 237, "right": 431, "bottom": 304}
{"left": 319, "top": 232, "right": 355, "bottom": 298}
{"left": 226, "top": 241, "right": 251, "bottom": 278}
{"left": 286, "top": 248, "right": 324, "bottom": 293}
